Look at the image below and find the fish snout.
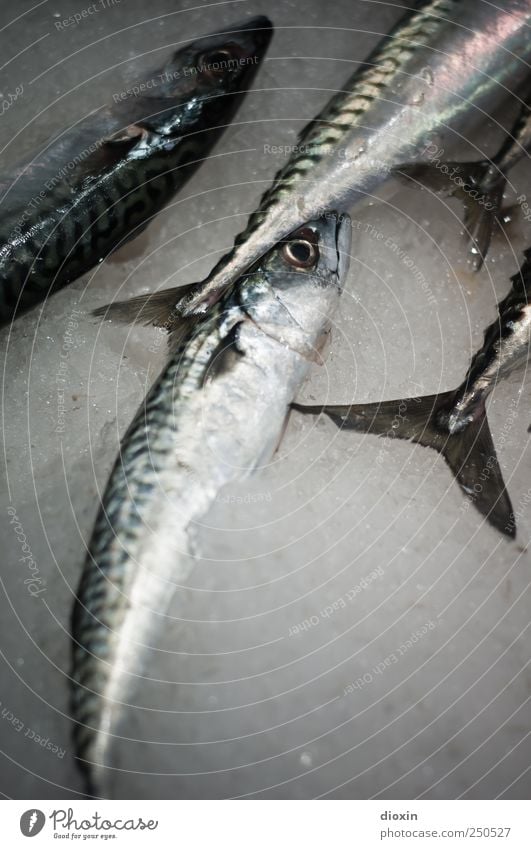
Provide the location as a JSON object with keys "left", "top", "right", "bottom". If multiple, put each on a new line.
{"left": 229, "top": 16, "right": 273, "bottom": 55}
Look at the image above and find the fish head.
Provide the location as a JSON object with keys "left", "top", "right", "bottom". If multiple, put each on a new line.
{"left": 239, "top": 212, "right": 352, "bottom": 358}
{"left": 134, "top": 17, "right": 272, "bottom": 136}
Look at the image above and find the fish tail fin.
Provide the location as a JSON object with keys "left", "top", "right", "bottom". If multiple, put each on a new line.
{"left": 292, "top": 391, "right": 515, "bottom": 537}
{"left": 396, "top": 159, "right": 505, "bottom": 270}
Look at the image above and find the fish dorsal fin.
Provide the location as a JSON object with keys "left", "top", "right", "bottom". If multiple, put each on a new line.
{"left": 93, "top": 283, "right": 202, "bottom": 349}
{"left": 93, "top": 286, "right": 183, "bottom": 327}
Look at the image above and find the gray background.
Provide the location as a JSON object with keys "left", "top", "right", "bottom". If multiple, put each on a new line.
{"left": 0, "top": 0, "right": 530, "bottom": 799}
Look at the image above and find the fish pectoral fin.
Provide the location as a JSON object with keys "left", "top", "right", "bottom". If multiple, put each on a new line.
{"left": 105, "top": 123, "right": 151, "bottom": 144}
{"left": 272, "top": 407, "right": 292, "bottom": 456}
{"left": 292, "top": 393, "right": 515, "bottom": 538}
{"left": 394, "top": 160, "right": 505, "bottom": 271}
{"left": 93, "top": 283, "right": 201, "bottom": 336}
{"left": 74, "top": 125, "right": 153, "bottom": 182}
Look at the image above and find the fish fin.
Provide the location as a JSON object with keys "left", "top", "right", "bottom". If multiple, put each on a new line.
{"left": 92, "top": 283, "right": 200, "bottom": 342}
{"left": 461, "top": 177, "right": 505, "bottom": 272}
{"left": 292, "top": 392, "right": 515, "bottom": 537}
{"left": 273, "top": 407, "right": 292, "bottom": 455}
{"left": 201, "top": 322, "right": 244, "bottom": 385}
{"left": 395, "top": 160, "right": 505, "bottom": 270}
{"left": 74, "top": 124, "right": 152, "bottom": 182}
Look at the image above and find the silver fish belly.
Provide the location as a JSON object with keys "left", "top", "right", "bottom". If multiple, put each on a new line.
{"left": 71, "top": 212, "right": 352, "bottom": 796}
{"left": 182, "top": 0, "right": 531, "bottom": 314}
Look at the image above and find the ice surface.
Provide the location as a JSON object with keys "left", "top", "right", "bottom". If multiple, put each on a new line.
{"left": 0, "top": 0, "right": 530, "bottom": 799}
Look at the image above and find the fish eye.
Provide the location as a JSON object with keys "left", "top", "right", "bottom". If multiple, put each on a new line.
{"left": 282, "top": 239, "right": 319, "bottom": 269}
{"left": 200, "top": 48, "right": 235, "bottom": 77}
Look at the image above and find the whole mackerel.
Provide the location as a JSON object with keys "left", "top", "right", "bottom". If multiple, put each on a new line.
{"left": 0, "top": 17, "right": 271, "bottom": 324}
{"left": 180, "top": 0, "right": 531, "bottom": 315}
{"left": 294, "top": 246, "right": 531, "bottom": 537}
{"left": 72, "top": 212, "right": 351, "bottom": 797}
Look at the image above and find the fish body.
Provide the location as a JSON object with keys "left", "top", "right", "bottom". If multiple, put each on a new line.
{"left": 0, "top": 17, "right": 272, "bottom": 323}
{"left": 71, "top": 212, "right": 351, "bottom": 796}
{"left": 182, "top": 0, "right": 531, "bottom": 314}
{"left": 294, "top": 248, "right": 531, "bottom": 536}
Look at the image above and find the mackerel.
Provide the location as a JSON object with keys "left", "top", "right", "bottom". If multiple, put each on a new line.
{"left": 72, "top": 212, "right": 351, "bottom": 797}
